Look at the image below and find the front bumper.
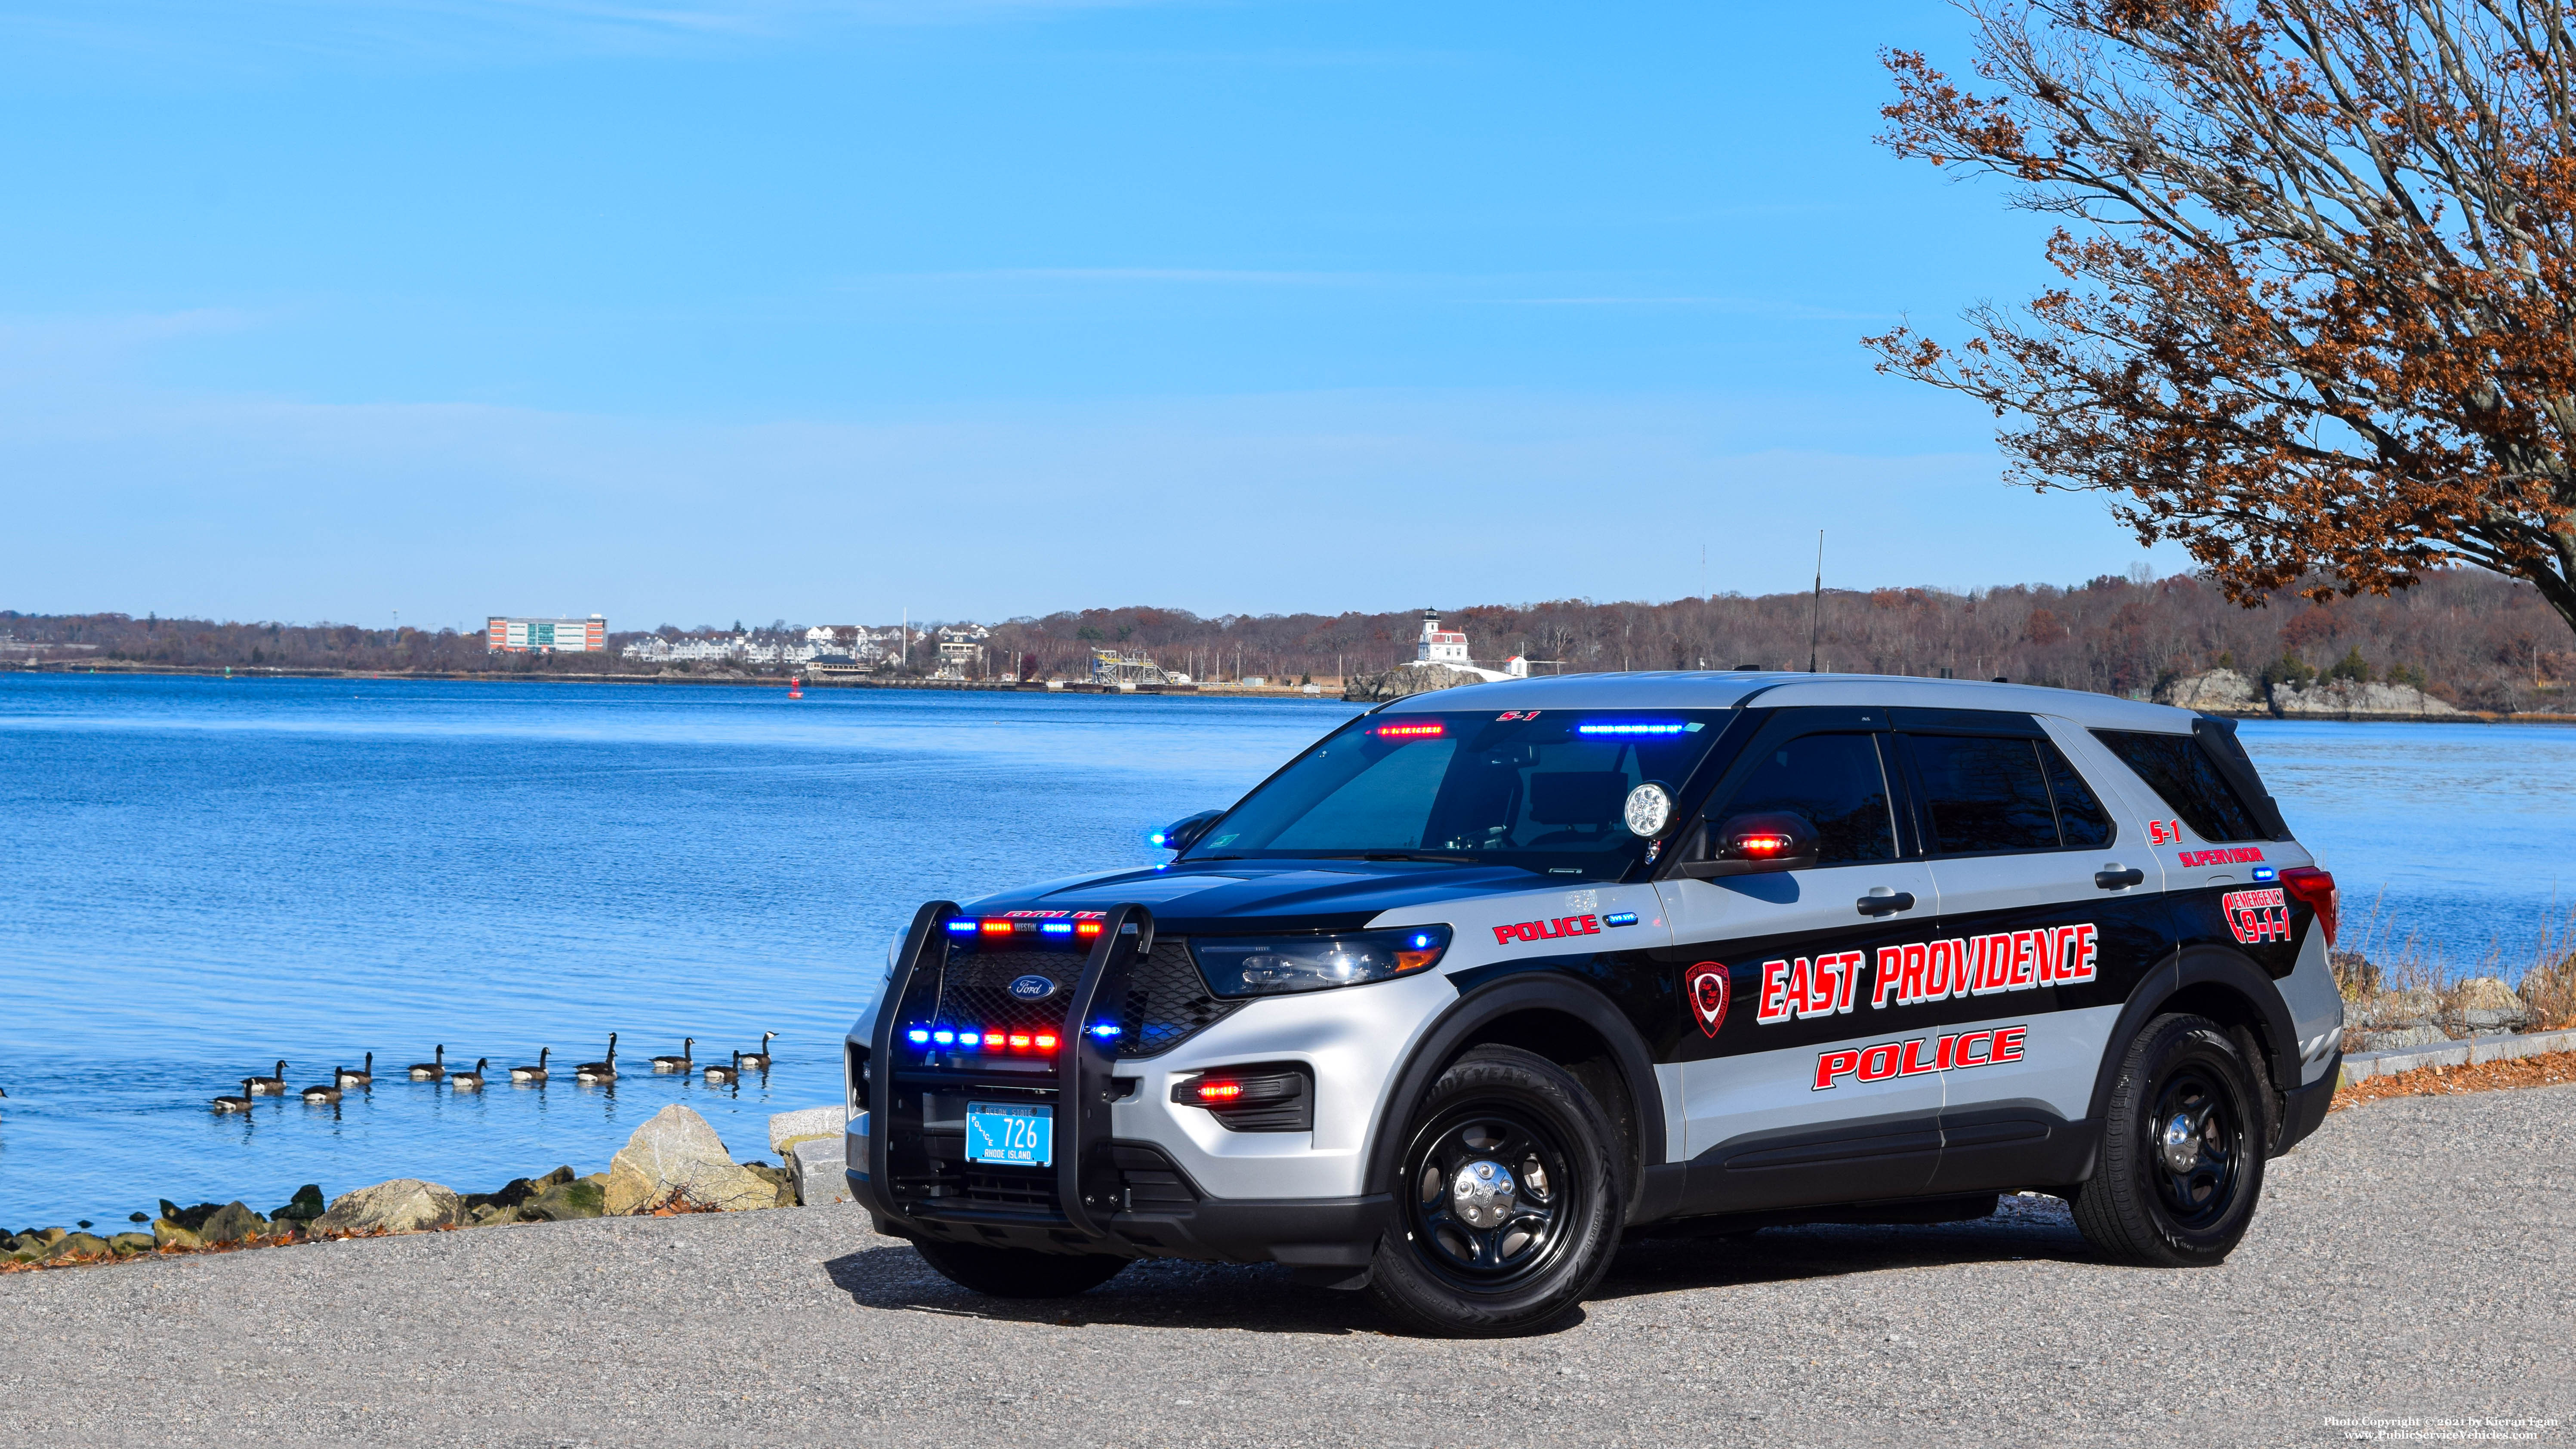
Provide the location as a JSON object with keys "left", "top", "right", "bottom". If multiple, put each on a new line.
{"left": 856, "top": 900, "right": 1394, "bottom": 1264}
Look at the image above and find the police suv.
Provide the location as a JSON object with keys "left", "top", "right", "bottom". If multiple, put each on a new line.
{"left": 844, "top": 672, "right": 2344, "bottom": 1336}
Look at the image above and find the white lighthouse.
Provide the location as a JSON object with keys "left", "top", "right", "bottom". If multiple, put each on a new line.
{"left": 1416, "top": 611, "right": 1472, "bottom": 665}
{"left": 1405, "top": 610, "right": 1513, "bottom": 682}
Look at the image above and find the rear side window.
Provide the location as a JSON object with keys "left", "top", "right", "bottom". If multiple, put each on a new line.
{"left": 1907, "top": 735, "right": 2058, "bottom": 853}
{"left": 2092, "top": 730, "right": 2267, "bottom": 843}
{"left": 1709, "top": 732, "right": 1896, "bottom": 865}
{"left": 1904, "top": 734, "right": 2118, "bottom": 854}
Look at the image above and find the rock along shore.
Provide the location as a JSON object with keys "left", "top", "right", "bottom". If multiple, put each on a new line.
{"left": 3, "top": 1103, "right": 845, "bottom": 1272}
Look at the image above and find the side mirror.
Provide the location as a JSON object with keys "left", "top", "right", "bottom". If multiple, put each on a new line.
{"left": 1152, "top": 810, "right": 1225, "bottom": 854}
{"left": 1669, "top": 811, "right": 1820, "bottom": 879}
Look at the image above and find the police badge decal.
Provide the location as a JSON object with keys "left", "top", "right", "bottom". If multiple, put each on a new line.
{"left": 1684, "top": 961, "right": 1730, "bottom": 1038}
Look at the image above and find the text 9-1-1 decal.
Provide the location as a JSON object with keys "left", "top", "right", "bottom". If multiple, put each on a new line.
{"left": 2172, "top": 881, "right": 2307, "bottom": 979}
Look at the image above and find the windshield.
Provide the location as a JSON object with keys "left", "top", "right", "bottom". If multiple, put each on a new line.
{"left": 1183, "top": 709, "right": 1734, "bottom": 879}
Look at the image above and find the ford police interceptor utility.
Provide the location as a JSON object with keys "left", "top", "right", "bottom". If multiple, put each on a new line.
{"left": 843, "top": 672, "right": 2344, "bottom": 1336}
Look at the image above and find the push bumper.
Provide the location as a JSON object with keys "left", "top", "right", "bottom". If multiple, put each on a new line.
{"left": 855, "top": 900, "right": 1391, "bottom": 1266}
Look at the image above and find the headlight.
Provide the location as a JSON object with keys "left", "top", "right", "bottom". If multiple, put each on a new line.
{"left": 1191, "top": 925, "right": 1453, "bottom": 999}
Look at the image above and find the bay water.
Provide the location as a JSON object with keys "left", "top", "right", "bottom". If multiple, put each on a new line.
{"left": 1, "top": 676, "right": 2567, "bottom": 1228}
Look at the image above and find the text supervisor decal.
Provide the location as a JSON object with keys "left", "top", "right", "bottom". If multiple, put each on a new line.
{"left": 1814, "top": 1026, "right": 2028, "bottom": 1091}
{"left": 2178, "top": 846, "right": 2266, "bottom": 867}
{"left": 1748, "top": 925, "right": 2100, "bottom": 1026}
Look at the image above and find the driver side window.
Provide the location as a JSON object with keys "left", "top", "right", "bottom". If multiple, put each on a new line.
{"left": 1709, "top": 733, "right": 1896, "bottom": 865}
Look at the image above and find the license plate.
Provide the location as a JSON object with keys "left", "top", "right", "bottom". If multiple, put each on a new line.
{"left": 964, "top": 1101, "right": 1053, "bottom": 1167}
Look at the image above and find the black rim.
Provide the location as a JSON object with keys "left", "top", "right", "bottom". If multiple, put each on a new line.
{"left": 2144, "top": 1060, "right": 2243, "bottom": 1231}
{"left": 1400, "top": 1103, "right": 1580, "bottom": 1292}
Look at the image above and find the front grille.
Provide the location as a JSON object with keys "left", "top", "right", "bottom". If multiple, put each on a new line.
{"left": 962, "top": 1166, "right": 1055, "bottom": 1209}
{"left": 906, "top": 937, "right": 1246, "bottom": 1061}
{"left": 1115, "top": 939, "right": 1246, "bottom": 1058}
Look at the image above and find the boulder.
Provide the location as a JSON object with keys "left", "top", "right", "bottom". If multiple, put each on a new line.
{"left": 271, "top": 1184, "right": 327, "bottom": 1224}
{"left": 2448, "top": 975, "right": 2532, "bottom": 1034}
{"left": 43, "top": 1232, "right": 113, "bottom": 1262}
{"left": 196, "top": 1202, "right": 265, "bottom": 1246}
{"left": 314, "top": 1179, "right": 465, "bottom": 1236}
{"left": 767, "top": 1106, "right": 846, "bottom": 1156}
{"left": 2355, "top": 1024, "right": 2452, "bottom": 1053}
{"left": 788, "top": 1137, "right": 852, "bottom": 1207}
{"left": 107, "top": 1232, "right": 156, "bottom": 1255}
{"left": 1341, "top": 664, "right": 1491, "bottom": 703}
{"left": 150, "top": 1219, "right": 204, "bottom": 1252}
{"left": 2155, "top": 669, "right": 2260, "bottom": 712}
{"left": 602, "top": 1105, "right": 779, "bottom": 1215}
{"left": 2351, "top": 989, "right": 2441, "bottom": 1031}
{"left": 2271, "top": 679, "right": 2462, "bottom": 717}
{"left": 741, "top": 1162, "right": 799, "bottom": 1210}
{"left": 521, "top": 1175, "right": 609, "bottom": 1222}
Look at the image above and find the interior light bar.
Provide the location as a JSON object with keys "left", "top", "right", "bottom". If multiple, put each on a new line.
{"left": 1374, "top": 721, "right": 1445, "bottom": 739}
{"left": 1577, "top": 721, "right": 1687, "bottom": 735}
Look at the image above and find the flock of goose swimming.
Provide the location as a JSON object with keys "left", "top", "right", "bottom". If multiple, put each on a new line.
{"left": 209, "top": 1033, "right": 778, "bottom": 1112}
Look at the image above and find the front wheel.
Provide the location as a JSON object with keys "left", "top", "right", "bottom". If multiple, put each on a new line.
{"left": 912, "top": 1239, "right": 1130, "bottom": 1298}
{"left": 2073, "top": 1012, "right": 2268, "bottom": 1267}
{"left": 1366, "top": 1045, "right": 1626, "bottom": 1337}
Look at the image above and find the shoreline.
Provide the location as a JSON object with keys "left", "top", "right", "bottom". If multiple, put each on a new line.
{"left": 11, "top": 660, "right": 2575, "bottom": 719}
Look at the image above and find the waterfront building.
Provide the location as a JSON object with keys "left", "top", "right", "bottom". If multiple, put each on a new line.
{"left": 487, "top": 615, "right": 606, "bottom": 653}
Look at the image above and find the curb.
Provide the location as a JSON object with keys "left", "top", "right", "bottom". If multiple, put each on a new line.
{"left": 2338, "top": 1027, "right": 2576, "bottom": 1086}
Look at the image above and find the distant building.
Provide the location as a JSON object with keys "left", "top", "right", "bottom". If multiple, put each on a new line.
{"left": 1405, "top": 610, "right": 1513, "bottom": 682}
{"left": 935, "top": 640, "right": 987, "bottom": 679}
{"left": 488, "top": 615, "right": 606, "bottom": 653}
{"left": 1416, "top": 611, "right": 1472, "bottom": 666}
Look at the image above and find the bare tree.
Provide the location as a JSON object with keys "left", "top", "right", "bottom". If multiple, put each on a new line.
{"left": 1870, "top": 0, "right": 2576, "bottom": 639}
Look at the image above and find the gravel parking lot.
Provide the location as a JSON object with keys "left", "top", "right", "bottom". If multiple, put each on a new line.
{"left": 5, "top": 1085, "right": 2572, "bottom": 1448}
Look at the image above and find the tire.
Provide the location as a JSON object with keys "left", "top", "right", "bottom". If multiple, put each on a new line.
{"left": 2073, "top": 1012, "right": 2268, "bottom": 1267}
{"left": 912, "top": 1239, "right": 1130, "bottom": 1298}
{"left": 1366, "top": 1044, "right": 1626, "bottom": 1337}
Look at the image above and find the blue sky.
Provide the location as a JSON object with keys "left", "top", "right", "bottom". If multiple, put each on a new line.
{"left": 0, "top": 1, "right": 2187, "bottom": 630}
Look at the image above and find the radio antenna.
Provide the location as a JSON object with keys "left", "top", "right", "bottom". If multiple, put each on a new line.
{"left": 1808, "top": 530, "right": 1824, "bottom": 673}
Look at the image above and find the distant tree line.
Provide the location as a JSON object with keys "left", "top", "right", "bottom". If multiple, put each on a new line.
{"left": 6, "top": 567, "right": 2568, "bottom": 710}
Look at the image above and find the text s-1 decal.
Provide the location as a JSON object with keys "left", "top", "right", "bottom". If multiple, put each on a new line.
{"left": 2178, "top": 846, "right": 2265, "bottom": 867}
{"left": 2147, "top": 820, "right": 2183, "bottom": 845}
{"left": 1748, "top": 925, "right": 2099, "bottom": 1026}
{"left": 2222, "top": 888, "right": 2291, "bottom": 945}
{"left": 1814, "top": 1026, "right": 2027, "bottom": 1091}
{"left": 1493, "top": 915, "right": 1601, "bottom": 946}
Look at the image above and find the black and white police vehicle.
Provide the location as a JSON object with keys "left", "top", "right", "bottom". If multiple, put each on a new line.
{"left": 844, "top": 672, "right": 2345, "bottom": 1335}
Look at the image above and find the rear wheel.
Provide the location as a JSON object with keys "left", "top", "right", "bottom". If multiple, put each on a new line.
{"left": 912, "top": 1239, "right": 1129, "bottom": 1298}
{"left": 1367, "top": 1045, "right": 1625, "bottom": 1337}
{"left": 2073, "top": 1012, "right": 2267, "bottom": 1266}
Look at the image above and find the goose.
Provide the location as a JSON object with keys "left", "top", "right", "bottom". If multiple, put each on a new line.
{"left": 247, "top": 1061, "right": 289, "bottom": 1095}
{"left": 738, "top": 1032, "right": 777, "bottom": 1071}
{"left": 651, "top": 1038, "right": 694, "bottom": 1074}
{"left": 450, "top": 1058, "right": 488, "bottom": 1091}
{"left": 212, "top": 1079, "right": 256, "bottom": 1113}
{"left": 407, "top": 1045, "right": 447, "bottom": 1081}
{"left": 509, "top": 1047, "right": 549, "bottom": 1084}
{"left": 574, "top": 1034, "right": 617, "bottom": 1083}
{"left": 702, "top": 1051, "right": 742, "bottom": 1085}
{"left": 336, "top": 1053, "right": 373, "bottom": 1089}
{"left": 301, "top": 1078, "right": 342, "bottom": 1104}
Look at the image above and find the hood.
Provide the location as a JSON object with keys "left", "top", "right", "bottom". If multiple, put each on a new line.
{"left": 962, "top": 859, "right": 1558, "bottom": 935}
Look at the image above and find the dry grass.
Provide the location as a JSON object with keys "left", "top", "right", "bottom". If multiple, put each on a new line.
{"left": 2330, "top": 1048, "right": 2576, "bottom": 1112}
{"left": 2333, "top": 892, "right": 2576, "bottom": 1032}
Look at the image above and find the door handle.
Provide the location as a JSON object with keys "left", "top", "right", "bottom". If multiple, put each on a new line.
{"left": 1856, "top": 890, "right": 1917, "bottom": 917}
{"left": 2095, "top": 866, "right": 2145, "bottom": 890}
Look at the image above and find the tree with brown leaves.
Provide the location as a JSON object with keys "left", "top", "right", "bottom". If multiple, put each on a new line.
{"left": 1870, "top": 0, "right": 2576, "bottom": 641}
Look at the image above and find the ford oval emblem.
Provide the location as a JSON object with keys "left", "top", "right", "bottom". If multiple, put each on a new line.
{"left": 1007, "top": 974, "right": 1058, "bottom": 1001}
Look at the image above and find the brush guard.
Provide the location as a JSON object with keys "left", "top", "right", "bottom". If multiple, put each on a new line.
{"left": 861, "top": 900, "right": 1151, "bottom": 1251}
